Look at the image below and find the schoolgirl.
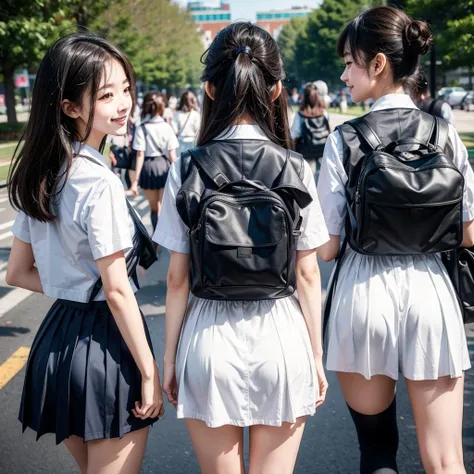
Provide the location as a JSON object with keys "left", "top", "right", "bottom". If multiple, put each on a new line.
{"left": 172, "top": 90, "right": 201, "bottom": 156}
{"left": 131, "top": 91, "right": 179, "bottom": 233}
{"left": 6, "top": 33, "right": 163, "bottom": 473}
{"left": 154, "top": 22, "right": 330, "bottom": 473}
{"left": 318, "top": 6, "right": 474, "bottom": 473}
{"left": 291, "top": 82, "right": 330, "bottom": 176}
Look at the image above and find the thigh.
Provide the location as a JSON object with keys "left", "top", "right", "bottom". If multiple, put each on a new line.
{"left": 248, "top": 418, "right": 307, "bottom": 474}
{"left": 185, "top": 419, "right": 245, "bottom": 474}
{"left": 63, "top": 435, "right": 88, "bottom": 474}
{"left": 143, "top": 189, "right": 160, "bottom": 210}
{"left": 338, "top": 372, "right": 396, "bottom": 414}
{"left": 87, "top": 427, "right": 149, "bottom": 474}
{"left": 405, "top": 375, "right": 465, "bottom": 472}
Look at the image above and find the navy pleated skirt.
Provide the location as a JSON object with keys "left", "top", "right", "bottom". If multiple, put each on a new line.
{"left": 139, "top": 155, "right": 170, "bottom": 189}
{"left": 19, "top": 298, "right": 158, "bottom": 445}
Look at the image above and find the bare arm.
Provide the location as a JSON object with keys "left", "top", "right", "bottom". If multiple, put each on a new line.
{"left": 168, "top": 149, "right": 177, "bottom": 164}
{"left": 6, "top": 238, "right": 43, "bottom": 293}
{"left": 318, "top": 234, "right": 341, "bottom": 262}
{"left": 96, "top": 250, "right": 155, "bottom": 379}
{"left": 134, "top": 150, "right": 145, "bottom": 183}
{"left": 463, "top": 220, "right": 474, "bottom": 247}
{"left": 163, "top": 251, "right": 190, "bottom": 364}
{"left": 295, "top": 249, "right": 323, "bottom": 357}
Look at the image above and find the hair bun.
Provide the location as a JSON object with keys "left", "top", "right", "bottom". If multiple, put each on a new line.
{"left": 404, "top": 19, "right": 433, "bottom": 56}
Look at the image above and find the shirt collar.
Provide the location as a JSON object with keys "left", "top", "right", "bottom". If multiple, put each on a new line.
{"left": 215, "top": 124, "right": 270, "bottom": 141}
{"left": 369, "top": 93, "right": 418, "bottom": 113}
{"left": 73, "top": 141, "right": 107, "bottom": 166}
{"left": 144, "top": 115, "right": 164, "bottom": 123}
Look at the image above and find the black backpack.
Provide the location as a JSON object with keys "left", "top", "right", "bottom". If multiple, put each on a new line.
{"left": 343, "top": 116, "right": 464, "bottom": 256}
{"left": 295, "top": 112, "right": 330, "bottom": 161}
{"left": 417, "top": 98, "right": 445, "bottom": 119}
{"left": 180, "top": 146, "right": 312, "bottom": 301}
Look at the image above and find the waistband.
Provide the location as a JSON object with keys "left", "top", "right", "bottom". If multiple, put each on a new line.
{"left": 56, "top": 299, "right": 110, "bottom": 311}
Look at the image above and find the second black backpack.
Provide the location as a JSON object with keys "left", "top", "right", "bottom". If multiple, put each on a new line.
{"left": 295, "top": 112, "right": 330, "bottom": 161}
{"left": 343, "top": 116, "right": 464, "bottom": 256}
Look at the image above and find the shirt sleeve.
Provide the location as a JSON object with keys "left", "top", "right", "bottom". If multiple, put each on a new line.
{"left": 442, "top": 103, "right": 455, "bottom": 126}
{"left": 82, "top": 177, "right": 134, "bottom": 260}
{"left": 290, "top": 112, "right": 302, "bottom": 140}
{"left": 166, "top": 125, "right": 180, "bottom": 151}
{"left": 317, "top": 131, "right": 348, "bottom": 235}
{"left": 132, "top": 123, "right": 146, "bottom": 151}
{"left": 297, "top": 160, "right": 330, "bottom": 250}
{"left": 449, "top": 125, "right": 474, "bottom": 221}
{"left": 153, "top": 160, "right": 190, "bottom": 253}
{"left": 12, "top": 211, "right": 31, "bottom": 244}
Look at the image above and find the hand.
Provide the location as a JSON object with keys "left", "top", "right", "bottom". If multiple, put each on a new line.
{"left": 130, "top": 181, "right": 139, "bottom": 197}
{"left": 133, "top": 362, "right": 164, "bottom": 420}
{"left": 162, "top": 359, "right": 178, "bottom": 409}
{"left": 109, "top": 152, "right": 117, "bottom": 167}
{"left": 314, "top": 356, "right": 328, "bottom": 408}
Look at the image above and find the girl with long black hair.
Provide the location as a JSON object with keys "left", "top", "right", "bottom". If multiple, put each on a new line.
{"left": 318, "top": 6, "right": 474, "bottom": 473}
{"left": 6, "top": 33, "right": 163, "bottom": 473}
{"left": 154, "top": 22, "right": 330, "bottom": 473}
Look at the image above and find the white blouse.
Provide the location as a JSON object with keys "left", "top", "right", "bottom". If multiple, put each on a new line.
{"left": 12, "top": 143, "right": 137, "bottom": 302}
{"left": 317, "top": 93, "right": 474, "bottom": 235}
{"left": 132, "top": 115, "right": 179, "bottom": 158}
{"left": 153, "top": 124, "right": 329, "bottom": 253}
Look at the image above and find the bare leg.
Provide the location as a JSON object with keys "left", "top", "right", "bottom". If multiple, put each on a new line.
{"left": 185, "top": 419, "right": 245, "bottom": 474}
{"left": 405, "top": 375, "right": 466, "bottom": 474}
{"left": 63, "top": 435, "right": 88, "bottom": 474}
{"left": 248, "top": 418, "right": 307, "bottom": 474}
{"left": 86, "top": 427, "right": 149, "bottom": 474}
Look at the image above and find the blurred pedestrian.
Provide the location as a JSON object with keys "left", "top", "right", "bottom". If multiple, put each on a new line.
{"left": 172, "top": 90, "right": 201, "bottom": 156}
{"left": 313, "top": 80, "right": 331, "bottom": 109}
{"left": 132, "top": 91, "right": 179, "bottom": 234}
{"left": 163, "top": 95, "right": 177, "bottom": 124}
{"left": 412, "top": 69, "right": 455, "bottom": 125}
{"left": 154, "top": 22, "right": 329, "bottom": 474}
{"left": 291, "top": 82, "right": 330, "bottom": 177}
{"left": 6, "top": 32, "right": 162, "bottom": 473}
{"left": 318, "top": 6, "right": 474, "bottom": 473}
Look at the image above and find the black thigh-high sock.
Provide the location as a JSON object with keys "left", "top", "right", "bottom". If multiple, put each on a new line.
{"left": 151, "top": 211, "right": 158, "bottom": 232}
{"left": 347, "top": 398, "right": 399, "bottom": 474}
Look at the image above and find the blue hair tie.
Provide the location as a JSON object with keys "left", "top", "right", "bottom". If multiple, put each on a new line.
{"left": 233, "top": 46, "right": 253, "bottom": 59}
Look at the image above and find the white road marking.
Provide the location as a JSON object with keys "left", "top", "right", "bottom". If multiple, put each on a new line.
{"left": 137, "top": 199, "right": 149, "bottom": 210}
{"left": 0, "top": 271, "right": 32, "bottom": 317}
{"left": 0, "top": 220, "right": 14, "bottom": 231}
{"left": 0, "top": 197, "right": 9, "bottom": 204}
{"left": 0, "top": 231, "right": 12, "bottom": 241}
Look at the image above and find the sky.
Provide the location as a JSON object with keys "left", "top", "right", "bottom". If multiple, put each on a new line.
{"left": 175, "top": 0, "right": 322, "bottom": 23}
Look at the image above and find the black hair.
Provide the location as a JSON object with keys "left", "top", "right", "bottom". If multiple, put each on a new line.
{"left": 8, "top": 32, "right": 136, "bottom": 222}
{"left": 413, "top": 69, "right": 430, "bottom": 98}
{"left": 197, "top": 22, "right": 290, "bottom": 148}
{"left": 141, "top": 91, "right": 165, "bottom": 120}
{"left": 300, "top": 83, "right": 326, "bottom": 116}
{"left": 337, "top": 6, "right": 433, "bottom": 90}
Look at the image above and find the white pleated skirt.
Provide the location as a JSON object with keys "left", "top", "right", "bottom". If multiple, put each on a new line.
{"left": 325, "top": 248, "right": 471, "bottom": 381}
{"left": 175, "top": 295, "right": 317, "bottom": 427}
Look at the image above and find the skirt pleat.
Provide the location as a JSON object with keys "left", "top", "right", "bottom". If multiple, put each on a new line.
{"left": 19, "top": 300, "right": 158, "bottom": 444}
{"left": 139, "top": 156, "right": 170, "bottom": 190}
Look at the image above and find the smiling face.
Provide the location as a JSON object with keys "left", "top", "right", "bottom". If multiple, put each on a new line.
{"left": 63, "top": 59, "right": 133, "bottom": 149}
{"left": 340, "top": 49, "right": 374, "bottom": 104}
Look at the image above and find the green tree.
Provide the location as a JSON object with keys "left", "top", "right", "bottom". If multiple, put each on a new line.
{"left": 299, "top": 0, "right": 377, "bottom": 89}
{"left": 277, "top": 17, "right": 308, "bottom": 89}
{"left": 95, "top": 0, "right": 203, "bottom": 92}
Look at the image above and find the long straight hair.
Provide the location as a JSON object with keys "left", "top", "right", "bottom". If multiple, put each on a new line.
{"left": 8, "top": 33, "right": 136, "bottom": 222}
{"left": 300, "top": 83, "right": 326, "bottom": 117}
{"left": 197, "top": 22, "right": 291, "bottom": 149}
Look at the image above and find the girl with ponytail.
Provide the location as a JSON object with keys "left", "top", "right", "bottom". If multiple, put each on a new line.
{"left": 154, "top": 22, "right": 330, "bottom": 472}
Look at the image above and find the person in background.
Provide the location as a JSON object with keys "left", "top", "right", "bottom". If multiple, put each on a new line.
{"left": 163, "top": 95, "right": 177, "bottom": 125}
{"left": 172, "top": 90, "right": 201, "bottom": 156}
{"left": 132, "top": 91, "right": 179, "bottom": 235}
{"left": 411, "top": 69, "right": 455, "bottom": 125}
{"left": 291, "top": 82, "right": 330, "bottom": 176}
{"left": 291, "top": 87, "right": 300, "bottom": 105}
{"left": 313, "top": 80, "right": 331, "bottom": 109}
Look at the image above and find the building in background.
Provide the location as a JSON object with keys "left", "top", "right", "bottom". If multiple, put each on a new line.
{"left": 188, "top": 1, "right": 232, "bottom": 49}
{"left": 256, "top": 6, "right": 313, "bottom": 38}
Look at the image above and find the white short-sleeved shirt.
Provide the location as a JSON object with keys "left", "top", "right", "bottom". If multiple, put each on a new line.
{"left": 153, "top": 124, "right": 330, "bottom": 253}
{"left": 12, "top": 143, "right": 137, "bottom": 302}
{"left": 132, "top": 115, "right": 179, "bottom": 158}
{"left": 172, "top": 110, "right": 201, "bottom": 140}
{"left": 290, "top": 110, "right": 330, "bottom": 140}
{"left": 318, "top": 93, "right": 474, "bottom": 235}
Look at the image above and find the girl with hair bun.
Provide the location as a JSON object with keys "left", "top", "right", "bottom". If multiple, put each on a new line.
{"left": 154, "top": 21, "right": 330, "bottom": 473}
{"left": 318, "top": 6, "right": 474, "bottom": 473}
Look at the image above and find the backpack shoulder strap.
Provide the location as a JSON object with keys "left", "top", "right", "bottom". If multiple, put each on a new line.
{"left": 188, "top": 147, "right": 230, "bottom": 188}
{"left": 348, "top": 117, "right": 383, "bottom": 151}
{"left": 433, "top": 116, "right": 449, "bottom": 150}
